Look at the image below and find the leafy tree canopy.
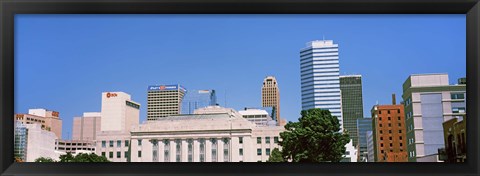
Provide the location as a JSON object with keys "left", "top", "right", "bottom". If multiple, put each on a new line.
{"left": 266, "top": 148, "right": 285, "bottom": 162}
{"left": 279, "top": 108, "right": 350, "bottom": 162}
{"left": 35, "top": 152, "right": 110, "bottom": 162}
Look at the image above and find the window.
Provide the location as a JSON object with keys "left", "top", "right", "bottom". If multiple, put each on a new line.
{"left": 397, "top": 110, "right": 400, "bottom": 113}
{"left": 176, "top": 139, "right": 181, "bottom": 162}
{"left": 239, "top": 137, "right": 243, "bottom": 144}
{"left": 211, "top": 139, "right": 217, "bottom": 162}
{"left": 399, "top": 130, "right": 402, "bottom": 133}
{"left": 400, "top": 143, "right": 403, "bottom": 146}
{"left": 380, "top": 137, "right": 383, "bottom": 140}
{"left": 379, "top": 124, "right": 382, "bottom": 127}
{"left": 451, "top": 93, "right": 465, "bottom": 100}
{"left": 388, "top": 117, "right": 391, "bottom": 120}
{"left": 398, "top": 117, "right": 401, "bottom": 120}
{"left": 388, "top": 110, "right": 390, "bottom": 114}
{"left": 117, "top": 151, "right": 121, "bottom": 158}
{"left": 164, "top": 140, "right": 170, "bottom": 162}
{"left": 109, "top": 152, "right": 113, "bottom": 158}
{"left": 388, "top": 123, "right": 391, "bottom": 127}
{"left": 389, "top": 137, "right": 392, "bottom": 140}
{"left": 117, "top": 140, "right": 121, "bottom": 147}
{"left": 257, "top": 137, "right": 261, "bottom": 144}
{"left": 101, "top": 152, "right": 106, "bottom": 157}
{"left": 124, "top": 151, "right": 128, "bottom": 158}
{"left": 389, "top": 130, "right": 392, "bottom": 133}
{"left": 274, "top": 137, "right": 279, "bottom": 143}
{"left": 452, "top": 107, "right": 466, "bottom": 113}
{"left": 266, "top": 137, "right": 270, "bottom": 144}
{"left": 102, "top": 141, "right": 106, "bottom": 148}
{"left": 379, "top": 111, "right": 382, "bottom": 114}
{"left": 266, "top": 148, "right": 271, "bottom": 156}
{"left": 188, "top": 139, "right": 193, "bottom": 162}
{"left": 398, "top": 123, "right": 401, "bottom": 127}
{"left": 380, "top": 130, "right": 383, "bottom": 134}
{"left": 381, "top": 143, "right": 384, "bottom": 147}
{"left": 257, "top": 149, "right": 262, "bottom": 155}
{"left": 223, "top": 138, "right": 229, "bottom": 162}
{"left": 138, "top": 151, "right": 142, "bottom": 158}
{"left": 381, "top": 150, "right": 384, "bottom": 153}
{"left": 390, "top": 143, "right": 393, "bottom": 147}
{"left": 399, "top": 136, "right": 403, "bottom": 140}
{"left": 125, "top": 140, "right": 129, "bottom": 147}
{"left": 199, "top": 139, "right": 205, "bottom": 162}
{"left": 239, "top": 148, "right": 243, "bottom": 156}
{"left": 109, "top": 140, "right": 114, "bottom": 147}
{"left": 379, "top": 117, "right": 382, "bottom": 121}
{"left": 138, "top": 139, "right": 142, "bottom": 146}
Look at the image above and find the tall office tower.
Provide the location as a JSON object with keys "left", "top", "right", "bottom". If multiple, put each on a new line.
{"left": 357, "top": 117, "right": 372, "bottom": 162}
{"left": 371, "top": 94, "right": 407, "bottom": 162}
{"left": 100, "top": 92, "right": 140, "bottom": 131}
{"left": 14, "top": 108, "right": 63, "bottom": 139}
{"left": 300, "top": 40, "right": 342, "bottom": 129}
{"left": 147, "top": 85, "right": 186, "bottom": 121}
{"left": 181, "top": 89, "right": 217, "bottom": 114}
{"left": 340, "top": 75, "right": 364, "bottom": 146}
{"left": 261, "top": 76, "right": 281, "bottom": 123}
{"left": 72, "top": 112, "right": 101, "bottom": 141}
{"left": 402, "top": 74, "right": 466, "bottom": 162}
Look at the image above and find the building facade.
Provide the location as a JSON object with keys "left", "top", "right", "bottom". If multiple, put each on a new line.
{"left": 15, "top": 122, "right": 60, "bottom": 162}
{"left": 14, "top": 108, "right": 63, "bottom": 139}
{"left": 14, "top": 121, "right": 28, "bottom": 161}
{"left": 101, "top": 92, "right": 140, "bottom": 132}
{"left": 72, "top": 112, "right": 101, "bottom": 141}
{"left": 357, "top": 117, "right": 372, "bottom": 162}
{"left": 366, "top": 131, "right": 374, "bottom": 162}
{"left": 371, "top": 95, "right": 407, "bottom": 162}
{"left": 261, "top": 76, "right": 281, "bottom": 124}
{"left": 441, "top": 115, "right": 466, "bottom": 162}
{"left": 300, "top": 40, "right": 343, "bottom": 130}
{"left": 340, "top": 75, "right": 364, "bottom": 146}
{"left": 181, "top": 89, "right": 217, "bottom": 114}
{"left": 55, "top": 139, "right": 96, "bottom": 155}
{"left": 130, "top": 106, "right": 284, "bottom": 162}
{"left": 238, "top": 108, "right": 277, "bottom": 127}
{"left": 95, "top": 91, "right": 140, "bottom": 162}
{"left": 147, "top": 85, "right": 186, "bottom": 121}
{"left": 402, "top": 74, "right": 466, "bottom": 162}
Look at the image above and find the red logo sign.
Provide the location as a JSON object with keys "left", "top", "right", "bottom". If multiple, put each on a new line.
{"left": 160, "top": 86, "right": 166, "bottom": 90}
{"left": 106, "top": 92, "right": 118, "bottom": 98}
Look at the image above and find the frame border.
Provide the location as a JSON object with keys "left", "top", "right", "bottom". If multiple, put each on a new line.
{"left": 1, "top": 0, "right": 479, "bottom": 176}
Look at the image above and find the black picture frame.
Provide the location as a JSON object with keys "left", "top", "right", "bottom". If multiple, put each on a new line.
{"left": 1, "top": 0, "right": 479, "bottom": 175}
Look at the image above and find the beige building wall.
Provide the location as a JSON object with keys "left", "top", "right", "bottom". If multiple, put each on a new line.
{"left": 15, "top": 108, "right": 63, "bottom": 139}
{"left": 72, "top": 112, "right": 101, "bottom": 141}
{"left": 261, "top": 76, "right": 281, "bottom": 124}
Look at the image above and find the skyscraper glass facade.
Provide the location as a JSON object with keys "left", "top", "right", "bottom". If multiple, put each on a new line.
{"left": 14, "top": 121, "right": 28, "bottom": 161}
{"left": 181, "top": 90, "right": 217, "bottom": 114}
{"left": 340, "top": 75, "right": 364, "bottom": 146}
{"left": 300, "top": 40, "right": 342, "bottom": 129}
{"left": 357, "top": 118, "right": 372, "bottom": 162}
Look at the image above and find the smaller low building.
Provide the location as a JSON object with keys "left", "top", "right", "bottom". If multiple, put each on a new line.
{"left": 14, "top": 121, "right": 60, "bottom": 162}
{"left": 55, "top": 139, "right": 96, "bottom": 155}
{"left": 238, "top": 108, "right": 277, "bottom": 127}
{"left": 441, "top": 115, "right": 466, "bottom": 162}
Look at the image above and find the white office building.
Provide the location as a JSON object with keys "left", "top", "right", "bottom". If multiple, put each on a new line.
{"left": 19, "top": 123, "right": 60, "bottom": 162}
{"left": 238, "top": 108, "right": 277, "bottom": 127}
{"left": 96, "top": 91, "right": 140, "bottom": 162}
{"left": 300, "top": 40, "right": 343, "bottom": 130}
{"left": 129, "top": 106, "right": 284, "bottom": 162}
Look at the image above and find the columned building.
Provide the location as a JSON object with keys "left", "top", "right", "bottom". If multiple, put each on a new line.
{"left": 402, "top": 74, "right": 466, "bottom": 162}
{"left": 299, "top": 40, "right": 342, "bottom": 129}
{"left": 130, "top": 106, "right": 284, "bottom": 162}
{"left": 147, "top": 84, "right": 186, "bottom": 121}
{"left": 340, "top": 75, "right": 364, "bottom": 146}
{"left": 261, "top": 76, "right": 281, "bottom": 124}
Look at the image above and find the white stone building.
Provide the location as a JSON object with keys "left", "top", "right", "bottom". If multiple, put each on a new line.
{"left": 129, "top": 106, "right": 284, "bottom": 162}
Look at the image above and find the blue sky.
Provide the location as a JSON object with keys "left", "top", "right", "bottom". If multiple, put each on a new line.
{"left": 15, "top": 15, "right": 466, "bottom": 140}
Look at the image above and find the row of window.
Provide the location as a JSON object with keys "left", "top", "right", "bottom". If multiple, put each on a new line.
{"left": 379, "top": 130, "right": 402, "bottom": 134}
{"left": 102, "top": 151, "right": 129, "bottom": 159}
{"left": 378, "top": 123, "right": 402, "bottom": 128}
{"left": 378, "top": 109, "right": 401, "bottom": 114}
{"left": 257, "top": 148, "right": 271, "bottom": 156}
{"left": 380, "top": 136, "right": 403, "bottom": 141}
{"left": 256, "top": 137, "right": 279, "bottom": 144}
{"left": 101, "top": 140, "right": 129, "bottom": 148}
{"left": 379, "top": 142, "right": 403, "bottom": 147}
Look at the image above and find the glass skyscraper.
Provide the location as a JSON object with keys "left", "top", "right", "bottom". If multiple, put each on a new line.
{"left": 340, "top": 75, "right": 364, "bottom": 146}
{"left": 300, "top": 40, "right": 343, "bottom": 129}
{"left": 181, "top": 90, "right": 217, "bottom": 114}
{"left": 357, "top": 118, "right": 372, "bottom": 162}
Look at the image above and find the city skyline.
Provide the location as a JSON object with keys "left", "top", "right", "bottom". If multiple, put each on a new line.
{"left": 15, "top": 14, "right": 466, "bottom": 139}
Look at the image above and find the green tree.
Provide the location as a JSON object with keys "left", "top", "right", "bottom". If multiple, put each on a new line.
{"left": 34, "top": 157, "right": 55, "bottom": 162}
{"left": 71, "top": 153, "right": 110, "bottom": 162}
{"left": 59, "top": 152, "right": 74, "bottom": 162}
{"left": 279, "top": 108, "right": 350, "bottom": 162}
{"left": 266, "top": 148, "right": 285, "bottom": 162}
